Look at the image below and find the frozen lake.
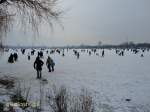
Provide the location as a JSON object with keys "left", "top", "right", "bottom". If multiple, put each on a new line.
{"left": 0, "top": 48, "right": 150, "bottom": 112}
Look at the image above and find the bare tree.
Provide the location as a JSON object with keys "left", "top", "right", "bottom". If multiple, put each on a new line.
{"left": 0, "top": 8, "right": 12, "bottom": 39}
{"left": 0, "top": 0, "right": 62, "bottom": 41}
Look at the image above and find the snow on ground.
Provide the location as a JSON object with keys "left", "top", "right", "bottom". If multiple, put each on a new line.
{"left": 0, "top": 48, "right": 150, "bottom": 112}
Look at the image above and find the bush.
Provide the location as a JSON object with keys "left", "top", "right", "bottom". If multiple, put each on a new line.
{"left": 0, "top": 102, "right": 4, "bottom": 111}
{"left": 47, "top": 86, "right": 94, "bottom": 112}
{"left": 10, "top": 84, "right": 29, "bottom": 110}
{"left": 11, "top": 93, "right": 29, "bottom": 109}
{"left": 70, "top": 89, "right": 94, "bottom": 112}
{"left": 47, "top": 86, "right": 68, "bottom": 112}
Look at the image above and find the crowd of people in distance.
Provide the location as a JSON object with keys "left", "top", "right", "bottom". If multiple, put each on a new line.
{"left": 6, "top": 47, "right": 148, "bottom": 79}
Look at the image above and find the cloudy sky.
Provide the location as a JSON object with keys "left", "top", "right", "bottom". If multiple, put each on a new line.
{"left": 3, "top": 0, "right": 150, "bottom": 46}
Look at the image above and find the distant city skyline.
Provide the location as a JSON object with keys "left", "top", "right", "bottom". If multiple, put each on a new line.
{"left": 2, "top": 0, "right": 150, "bottom": 46}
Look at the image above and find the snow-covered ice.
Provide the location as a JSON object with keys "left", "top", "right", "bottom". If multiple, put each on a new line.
{"left": 0, "top": 48, "right": 150, "bottom": 112}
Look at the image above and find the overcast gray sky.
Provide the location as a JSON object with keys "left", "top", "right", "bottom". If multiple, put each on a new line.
{"left": 3, "top": 0, "right": 150, "bottom": 46}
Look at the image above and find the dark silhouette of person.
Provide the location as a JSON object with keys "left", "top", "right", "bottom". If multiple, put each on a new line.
{"left": 93, "top": 49, "right": 96, "bottom": 54}
{"left": 56, "top": 49, "right": 60, "bottom": 54}
{"left": 8, "top": 53, "right": 14, "bottom": 63}
{"left": 141, "top": 54, "right": 144, "bottom": 57}
{"left": 77, "top": 52, "right": 80, "bottom": 59}
{"left": 62, "top": 53, "right": 65, "bottom": 57}
{"left": 121, "top": 51, "right": 124, "bottom": 56}
{"left": 34, "top": 56, "right": 44, "bottom": 79}
{"left": 89, "top": 51, "right": 91, "bottom": 56}
{"left": 46, "top": 56, "right": 55, "bottom": 72}
{"left": 40, "top": 51, "right": 43, "bottom": 57}
{"left": 38, "top": 51, "right": 43, "bottom": 58}
{"left": 62, "top": 50, "right": 65, "bottom": 57}
{"left": 28, "top": 53, "right": 30, "bottom": 60}
{"left": 102, "top": 50, "right": 104, "bottom": 57}
{"left": 21, "top": 49, "right": 25, "bottom": 55}
{"left": 31, "top": 49, "right": 35, "bottom": 55}
{"left": 37, "top": 52, "right": 40, "bottom": 57}
{"left": 13, "top": 53, "right": 18, "bottom": 61}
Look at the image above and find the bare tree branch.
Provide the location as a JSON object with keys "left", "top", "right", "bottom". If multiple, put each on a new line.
{"left": 0, "top": 0, "right": 62, "bottom": 40}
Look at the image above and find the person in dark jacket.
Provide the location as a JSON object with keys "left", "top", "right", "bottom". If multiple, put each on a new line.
{"left": 34, "top": 56, "right": 44, "bottom": 79}
{"left": 13, "top": 53, "right": 18, "bottom": 61}
{"left": 8, "top": 53, "right": 14, "bottom": 63}
{"left": 102, "top": 50, "right": 104, "bottom": 57}
{"left": 46, "top": 56, "right": 55, "bottom": 72}
{"left": 28, "top": 53, "right": 30, "bottom": 60}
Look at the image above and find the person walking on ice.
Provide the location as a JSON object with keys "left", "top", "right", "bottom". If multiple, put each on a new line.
{"left": 102, "top": 50, "right": 105, "bottom": 57}
{"left": 46, "top": 56, "right": 55, "bottom": 72}
{"left": 34, "top": 56, "right": 44, "bottom": 79}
